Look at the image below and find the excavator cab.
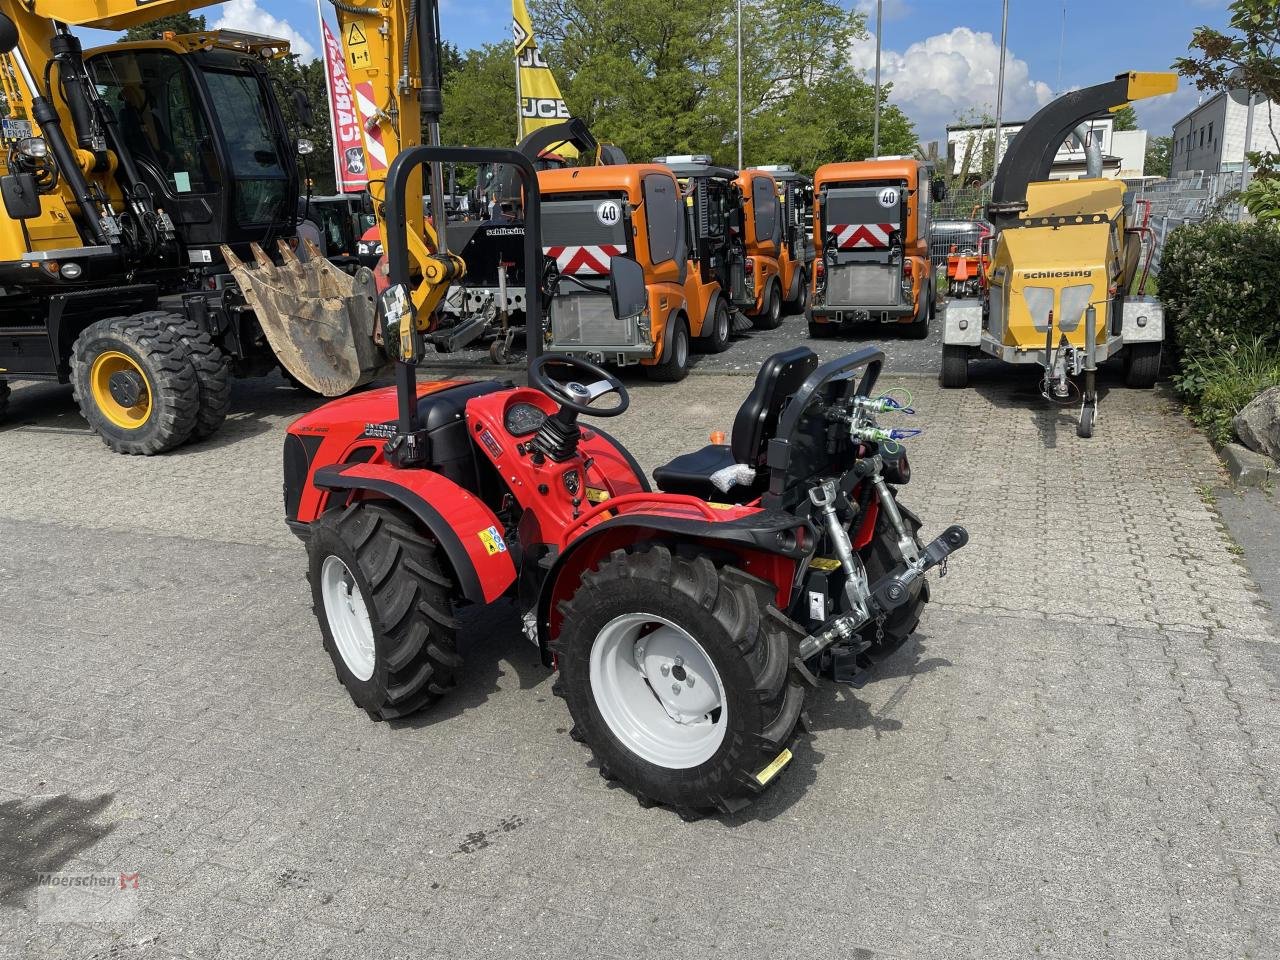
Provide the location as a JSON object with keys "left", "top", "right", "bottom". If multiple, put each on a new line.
{"left": 86, "top": 33, "right": 300, "bottom": 265}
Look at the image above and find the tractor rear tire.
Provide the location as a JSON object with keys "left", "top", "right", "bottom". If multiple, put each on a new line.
{"left": 858, "top": 499, "right": 927, "bottom": 660}
{"left": 646, "top": 316, "right": 691, "bottom": 382}
{"left": 696, "top": 301, "right": 732, "bottom": 354}
{"left": 308, "top": 502, "right": 461, "bottom": 720}
{"left": 141, "top": 311, "right": 232, "bottom": 441}
{"left": 70, "top": 316, "right": 200, "bottom": 455}
{"left": 940, "top": 344, "right": 969, "bottom": 388}
{"left": 1124, "top": 342, "right": 1161, "bottom": 389}
{"left": 0, "top": 380, "right": 9, "bottom": 421}
{"left": 553, "top": 545, "right": 806, "bottom": 815}
{"left": 750, "top": 281, "right": 784, "bottom": 330}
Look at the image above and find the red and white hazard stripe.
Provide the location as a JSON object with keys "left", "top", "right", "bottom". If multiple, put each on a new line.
{"left": 830, "top": 223, "right": 896, "bottom": 250}
{"left": 353, "top": 81, "right": 388, "bottom": 172}
{"left": 544, "top": 244, "right": 623, "bottom": 275}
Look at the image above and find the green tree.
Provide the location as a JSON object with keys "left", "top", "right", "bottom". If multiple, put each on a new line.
{"left": 1112, "top": 104, "right": 1138, "bottom": 131}
{"left": 441, "top": 43, "right": 518, "bottom": 151}
{"left": 1145, "top": 134, "right": 1172, "bottom": 178}
{"left": 122, "top": 13, "right": 206, "bottom": 41}
{"left": 1174, "top": 0, "right": 1280, "bottom": 214}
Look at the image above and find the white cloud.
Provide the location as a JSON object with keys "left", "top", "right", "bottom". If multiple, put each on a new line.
{"left": 849, "top": 27, "right": 1054, "bottom": 148}
{"left": 213, "top": 0, "right": 316, "bottom": 60}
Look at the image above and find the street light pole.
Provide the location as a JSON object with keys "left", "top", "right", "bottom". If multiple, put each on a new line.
{"left": 992, "top": 0, "right": 1009, "bottom": 180}
{"left": 736, "top": 0, "right": 743, "bottom": 169}
{"left": 871, "top": 0, "right": 882, "bottom": 158}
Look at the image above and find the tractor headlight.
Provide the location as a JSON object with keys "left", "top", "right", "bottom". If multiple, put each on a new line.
{"left": 1022, "top": 285, "right": 1054, "bottom": 332}
{"left": 297, "top": 138, "right": 315, "bottom": 156}
{"left": 16, "top": 136, "right": 47, "bottom": 159}
{"left": 1058, "top": 284, "right": 1093, "bottom": 332}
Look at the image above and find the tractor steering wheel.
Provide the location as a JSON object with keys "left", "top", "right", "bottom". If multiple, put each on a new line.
{"left": 528, "top": 354, "right": 629, "bottom": 418}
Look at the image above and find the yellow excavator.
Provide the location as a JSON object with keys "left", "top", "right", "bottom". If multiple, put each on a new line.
{"left": 0, "top": 0, "right": 464, "bottom": 453}
{"left": 940, "top": 71, "right": 1178, "bottom": 438}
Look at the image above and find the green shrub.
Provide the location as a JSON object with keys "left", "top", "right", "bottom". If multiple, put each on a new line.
{"left": 1171, "top": 337, "right": 1280, "bottom": 447}
{"left": 1158, "top": 219, "right": 1280, "bottom": 364}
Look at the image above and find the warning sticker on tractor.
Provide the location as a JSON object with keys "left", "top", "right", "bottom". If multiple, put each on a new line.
{"left": 584, "top": 487, "right": 610, "bottom": 504}
{"left": 809, "top": 557, "right": 842, "bottom": 571}
{"left": 596, "top": 200, "right": 621, "bottom": 226}
{"left": 877, "top": 187, "right": 899, "bottom": 208}
{"left": 478, "top": 526, "right": 507, "bottom": 555}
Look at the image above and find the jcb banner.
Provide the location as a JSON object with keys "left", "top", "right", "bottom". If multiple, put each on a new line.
{"left": 320, "top": 18, "right": 368, "bottom": 192}
{"left": 513, "top": 0, "right": 577, "bottom": 158}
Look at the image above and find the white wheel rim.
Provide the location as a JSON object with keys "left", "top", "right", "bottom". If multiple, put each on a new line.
{"left": 718, "top": 310, "right": 729, "bottom": 340}
{"left": 589, "top": 613, "right": 727, "bottom": 769}
{"left": 676, "top": 328, "right": 688, "bottom": 367}
{"left": 320, "top": 555, "right": 376, "bottom": 681}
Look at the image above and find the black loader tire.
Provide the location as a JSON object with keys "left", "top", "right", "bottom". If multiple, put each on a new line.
{"left": 1124, "top": 342, "right": 1161, "bottom": 389}
{"left": 646, "top": 315, "right": 691, "bottom": 382}
{"left": 750, "top": 281, "right": 784, "bottom": 330}
{"left": 70, "top": 316, "right": 200, "bottom": 455}
{"left": 940, "top": 344, "right": 969, "bottom": 388}
{"left": 0, "top": 380, "right": 9, "bottom": 421}
{"left": 697, "top": 301, "right": 732, "bottom": 354}
{"left": 858, "top": 498, "right": 927, "bottom": 659}
{"left": 553, "top": 545, "right": 807, "bottom": 815}
{"left": 308, "top": 502, "right": 461, "bottom": 720}
{"left": 140, "top": 311, "right": 232, "bottom": 441}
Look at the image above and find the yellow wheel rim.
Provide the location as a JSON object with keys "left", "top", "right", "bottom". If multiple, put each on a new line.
{"left": 90, "top": 350, "right": 152, "bottom": 430}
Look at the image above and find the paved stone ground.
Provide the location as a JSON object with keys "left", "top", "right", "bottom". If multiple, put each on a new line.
{"left": 1, "top": 355, "right": 1278, "bottom": 960}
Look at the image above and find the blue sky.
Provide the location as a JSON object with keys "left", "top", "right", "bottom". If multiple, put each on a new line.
{"left": 89, "top": 0, "right": 1228, "bottom": 144}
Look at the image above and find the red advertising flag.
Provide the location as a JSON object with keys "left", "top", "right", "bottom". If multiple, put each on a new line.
{"left": 320, "top": 19, "right": 368, "bottom": 193}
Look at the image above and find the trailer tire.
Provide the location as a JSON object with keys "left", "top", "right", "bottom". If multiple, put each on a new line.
{"left": 750, "top": 281, "right": 784, "bottom": 330}
{"left": 1124, "top": 342, "right": 1161, "bottom": 389}
{"left": 940, "top": 344, "right": 969, "bottom": 388}
{"left": 308, "top": 502, "right": 460, "bottom": 720}
{"left": 553, "top": 545, "right": 805, "bottom": 815}
{"left": 141, "top": 311, "right": 232, "bottom": 441}
{"left": 646, "top": 315, "right": 691, "bottom": 382}
{"left": 70, "top": 316, "right": 200, "bottom": 455}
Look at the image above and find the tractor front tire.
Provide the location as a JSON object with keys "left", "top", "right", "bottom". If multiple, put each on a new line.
{"left": 70, "top": 316, "right": 200, "bottom": 455}
{"left": 646, "top": 316, "right": 691, "bottom": 382}
{"left": 308, "top": 503, "right": 461, "bottom": 720}
{"left": 1124, "top": 342, "right": 1161, "bottom": 389}
{"left": 750, "top": 281, "right": 784, "bottom": 330}
{"left": 142, "top": 311, "right": 232, "bottom": 441}
{"left": 553, "top": 546, "right": 806, "bottom": 815}
{"left": 940, "top": 344, "right": 969, "bottom": 388}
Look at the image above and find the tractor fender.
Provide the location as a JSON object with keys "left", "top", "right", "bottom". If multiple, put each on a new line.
{"left": 698, "top": 291, "right": 723, "bottom": 339}
{"left": 535, "top": 510, "right": 812, "bottom": 665}
{"left": 312, "top": 462, "right": 515, "bottom": 604}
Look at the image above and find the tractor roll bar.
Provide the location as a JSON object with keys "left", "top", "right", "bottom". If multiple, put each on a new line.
{"left": 382, "top": 146, "right": 544, "bottom": 439}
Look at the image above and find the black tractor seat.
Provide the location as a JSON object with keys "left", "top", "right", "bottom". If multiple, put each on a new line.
{"left": 652, "top": 347, "right": 818, "bottom": 502}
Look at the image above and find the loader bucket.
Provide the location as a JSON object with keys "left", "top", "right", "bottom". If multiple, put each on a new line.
{"left": 222, "top": 240, "right": 390, "bottom": 396}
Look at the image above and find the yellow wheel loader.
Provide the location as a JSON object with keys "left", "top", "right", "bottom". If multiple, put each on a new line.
{"left": 0, "top": 0, "right": 475, "bottom": 454}
{"left": 940, "top": 72, "right": 1177, "bottom": 438}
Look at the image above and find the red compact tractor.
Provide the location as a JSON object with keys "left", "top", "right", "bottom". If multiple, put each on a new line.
{"left": 283, "top": 147, "right": 968, "bottom": 816}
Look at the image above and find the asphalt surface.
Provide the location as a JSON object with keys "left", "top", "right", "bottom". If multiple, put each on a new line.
{"left": 1, "top": 346, "right": 1278, "bottom": 959}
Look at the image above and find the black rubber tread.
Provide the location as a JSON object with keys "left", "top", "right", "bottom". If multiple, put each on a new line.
{"left": 645, "top": 315, "right": 691, "bottom": 382}
{"left": 750, "top": 281, "right": 784, "bottom": 330}
{"left": 784, "top": 269, "right": 809, "bottom": 313}
{"left": 940, "top": 344, "right": 969, "bottom": 388}
{"left": 1124, "top": 342, "right": 1161, "bottom": 389}
{"left": 0, "top": 380, "right": 9, "bottom": 421}
{"left": 858, "top": 497, "right": 927, "bottom": 659}
{"left": 902, "top": 285, "right": 930, "bottom": 340}
{"left": 1077, "top": 404, "right": 1095, "bottom": 439}
{"left": 137, "top": 310, "right": 232, "bottom": 441}
{"left": 696, "top": 301, "right": 732, "bottom": 354}
{"left": 552, "top": 545, "right": 806, "bottom": 814}
{"left": 69, "top": 315, "right": 200, "bottom": 455}
{"left": 307, "top": 502, "right": 460, "bottom": 720}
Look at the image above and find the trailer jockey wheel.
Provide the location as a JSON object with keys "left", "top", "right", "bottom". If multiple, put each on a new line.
{"left": 528, "top": 354, "right": 629, "bottom": 419}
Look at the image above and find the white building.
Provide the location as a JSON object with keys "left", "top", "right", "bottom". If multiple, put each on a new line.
{"left": 1170, "top": 88, "right": 1280, "bottom": 175}
{"left": 945, "top": 115, "right": 1148, "bottom": 182}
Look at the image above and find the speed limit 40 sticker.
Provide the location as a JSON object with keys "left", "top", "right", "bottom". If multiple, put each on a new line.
{"left": 596, "top": 200, "right": 621, "bottom": 226}
{"left": 877, "top": 187, "right": 899, "bottom": 208}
